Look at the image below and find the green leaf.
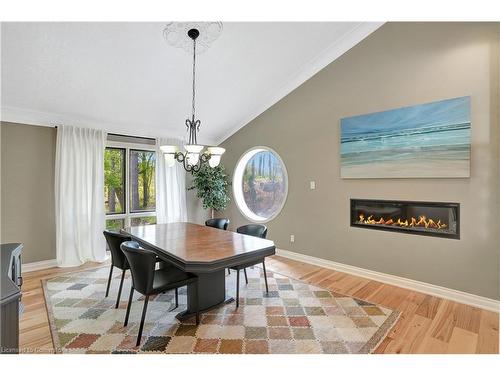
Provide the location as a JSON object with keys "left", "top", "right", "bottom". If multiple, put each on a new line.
{"left": 188, "top": 163, "right": 231, "bottom": 212}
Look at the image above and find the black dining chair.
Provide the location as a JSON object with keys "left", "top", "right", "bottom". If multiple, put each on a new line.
{"left": 236, "top": 224, "right": 268, "bottom": 239}
{"left": 205, "top": 218, "right": 230, "bottom": 230}
{"left": 230, "top": 224, "right": 269, "bottom": 308}
{"left": 103, "top": 230, "right": 132, "bottom": 309}
{"left": 205, "top": 218, "right": 232, "bottom": 274}
{"left": 121, "top": 241, "right": 200, "bottom": 347}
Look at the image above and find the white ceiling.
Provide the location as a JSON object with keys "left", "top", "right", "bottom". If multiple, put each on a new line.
{"left": 1, "top": 22, "right": 382, "bottom": 144}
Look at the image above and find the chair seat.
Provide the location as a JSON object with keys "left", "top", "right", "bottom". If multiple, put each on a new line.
{"left": 151, "top": 266, "right": 197, "bottom": 294}
{"left": 121, "top": 240, "right": 200, "bottom": 345}
{"left": 229, "top": 258, "right": 264, "bottom": 270}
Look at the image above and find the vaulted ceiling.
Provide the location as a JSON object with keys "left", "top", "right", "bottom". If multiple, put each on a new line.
{"left": 1, "top": 22, "right": 382, "bottom": 144}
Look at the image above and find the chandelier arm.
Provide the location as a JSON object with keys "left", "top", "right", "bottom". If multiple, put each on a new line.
{"left": 193, "top": 159, "right": 203, "bottom": 173}
{"left": 181, "top": 154, "right": 190, "bottom": 173}
{"left": 174, "top": 152, "right": 185, "bottom": 163}
{"left": 200, "top": 153, "right": 211, "bottom": 163}
{"left": 186, "top": 118, "right": 194, "bottom": 145}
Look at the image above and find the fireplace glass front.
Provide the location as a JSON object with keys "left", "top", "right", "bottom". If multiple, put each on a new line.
{"left": 350, "top": 199, "right": 459, "bottom": 239}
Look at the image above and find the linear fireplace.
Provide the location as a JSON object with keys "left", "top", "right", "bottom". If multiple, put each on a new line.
{"left": 350, "top": 199, "right": 460, "bottom": 239}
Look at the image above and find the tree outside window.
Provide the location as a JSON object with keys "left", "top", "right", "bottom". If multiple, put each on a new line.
{"left": 104, "top": 147, "right": 156, "bottom": 230}
{"left": 130, "top": 150, "right": 156, "bottom": 212}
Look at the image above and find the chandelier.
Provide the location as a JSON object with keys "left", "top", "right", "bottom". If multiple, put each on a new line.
{"left": 160, "top": 22, "right": 225, "bottom": 174}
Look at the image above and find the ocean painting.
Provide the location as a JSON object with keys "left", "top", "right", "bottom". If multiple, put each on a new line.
{"left": 340, "top": 96, "right": 471, "bottom": 178}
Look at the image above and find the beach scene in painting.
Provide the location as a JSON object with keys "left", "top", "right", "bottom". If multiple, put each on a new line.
{"left": 340, "top": 96, "right": 471, "bottom": 178}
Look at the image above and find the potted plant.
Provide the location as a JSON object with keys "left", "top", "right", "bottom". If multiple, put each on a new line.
{"left": 188, "top": 163, "right": 230, "bottom": 219}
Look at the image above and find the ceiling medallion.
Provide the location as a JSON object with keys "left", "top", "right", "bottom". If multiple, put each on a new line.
{"left": 160, "top": 22, "right": 225, "bottom": 174}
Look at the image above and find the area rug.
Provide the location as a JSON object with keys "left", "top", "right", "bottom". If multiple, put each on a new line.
{"left": 42, "top": 266, "right": 400, "bottom": 354}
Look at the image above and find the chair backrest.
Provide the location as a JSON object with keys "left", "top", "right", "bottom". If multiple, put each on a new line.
{"left": 236, "top": 224, "right": 268, "bottom": 239}
{"left": 205, "top": 218, "right": 230, "bottom": 231}
{"left": 120, "top": 241, "right": 157, "bottom": 295}
{"left": 103, "top": 230, "right": 131, "bottom": 269}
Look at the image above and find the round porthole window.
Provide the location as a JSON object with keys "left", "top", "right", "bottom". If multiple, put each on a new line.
{"left": 233, "top": 147, "right": 288, "bottom": 223}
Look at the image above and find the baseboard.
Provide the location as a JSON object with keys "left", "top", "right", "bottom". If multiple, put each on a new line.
{"left": 22, "top": 259, "right": 58, "bottom": 273}
{"left": 275, "top": 249, "right": 500, "bottom": 313}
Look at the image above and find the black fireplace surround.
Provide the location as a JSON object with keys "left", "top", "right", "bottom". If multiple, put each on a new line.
{"left": 350, "top": 199, "right": 460, "bottom": 239}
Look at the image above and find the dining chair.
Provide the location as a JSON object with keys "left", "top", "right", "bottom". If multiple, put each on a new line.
{"left": 205, "top": 218, "right": 230, "bottom": 230}
{"left": 121, "top": 241, "right": 200, "bottom": 347}
{"left": 230, "top": 224, "right": 269, "bottom": 308}
{"left": 103, "top": 230, "right": 132, "bottom": 309}
{"left": 205, "top": 218, "right": 232, "bottom": 274}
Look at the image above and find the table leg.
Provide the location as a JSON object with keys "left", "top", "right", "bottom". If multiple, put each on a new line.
{"left": 175, "top": 269, "right": 234, "bottom": 321}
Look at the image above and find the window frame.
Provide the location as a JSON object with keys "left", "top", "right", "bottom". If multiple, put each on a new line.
{"left": 104, "top": 146, "right": 126, "bottom": 215}
{"left": 129, "top": 148, "right": 157, "bottom": 214}
{"left": 105, "top": 140, "right": 157, "bottom": 229}
{"left": 232, "top": 146, "right": 289, "bottom": 224}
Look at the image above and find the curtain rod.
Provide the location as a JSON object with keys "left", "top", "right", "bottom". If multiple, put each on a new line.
{"left": 108, "top": 132, "right": 156, "bottom": 141}
{"left": 54, "top": 126, "right": 156, "bottom": 141}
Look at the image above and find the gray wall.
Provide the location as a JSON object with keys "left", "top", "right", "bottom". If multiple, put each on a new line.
{"left": 1, "top": 122, "right": 57, "bottom": 263}
{"left": 220, "top": 23, "right": 500, "bottom": 300}
{"left": 0, "top": 121, "right": 208, "bottom": 263}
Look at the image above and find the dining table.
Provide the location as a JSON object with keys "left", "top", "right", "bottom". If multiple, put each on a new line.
{"left": 121, "top": 222, "right": 276, "bottom": 321}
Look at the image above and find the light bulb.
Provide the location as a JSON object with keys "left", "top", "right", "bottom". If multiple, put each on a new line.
{"left": 186, "top": 153, "right": 200, "bottom": 166}
{"left": 160, "top": 145, "right": 179, "bottom": 154}
{"left": 184, "top": 144, "right": 204, "bottom": 154}
{"left": 207, "top": 146, "right": 225, "bottom": 156}
{"left": 184, "top": 144, "right": 204, "bottom": 167}
{"left": 209, "top": 155, "right": 221, "bottom": 168}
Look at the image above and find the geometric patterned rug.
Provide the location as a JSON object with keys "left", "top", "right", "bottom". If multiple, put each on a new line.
{"left": 42, "top": 266, "right": 400, "bottom": 354}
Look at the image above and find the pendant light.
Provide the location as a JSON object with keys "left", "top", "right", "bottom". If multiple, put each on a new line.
{"left": 160, "top": 23, "right": 225, "bottom": 173}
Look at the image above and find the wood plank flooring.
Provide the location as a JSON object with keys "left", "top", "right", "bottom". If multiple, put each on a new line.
{"left": 18, "top": 255, "right": 499, "bottom": 354}
{"left": 19, "top": 262, "right": 105, "bottom": 353}
{"left": 265, "top": 256, "right": 498, "bottom": 354}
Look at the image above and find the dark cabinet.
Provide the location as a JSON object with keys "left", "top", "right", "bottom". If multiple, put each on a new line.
{"left": 1, "top": 243, "right": 23, "bottom": 354}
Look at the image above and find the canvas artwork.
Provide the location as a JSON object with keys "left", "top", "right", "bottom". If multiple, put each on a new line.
{"left": 340, "top": 96, "right": 471, "bottom": 178}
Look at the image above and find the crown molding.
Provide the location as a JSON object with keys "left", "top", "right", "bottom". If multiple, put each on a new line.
{"left": 215, "top": 22, "right": 384, "bottom": 145}
{"left": 0, "top": 105, "right": 218, "bottom": 145}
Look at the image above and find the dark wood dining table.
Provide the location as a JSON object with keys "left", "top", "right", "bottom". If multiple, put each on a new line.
{"left": 121, "top": 222, "right": 275, "bottom": 321}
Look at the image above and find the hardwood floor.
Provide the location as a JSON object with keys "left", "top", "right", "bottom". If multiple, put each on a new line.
{"left": 265, "top": 256, "right": 499, "bottom": 354}
{"left": 19, "top": 256, "right": 499, "bottom": 354}
{"left": 19, "top": 261, "right": 105, "bottom": 353}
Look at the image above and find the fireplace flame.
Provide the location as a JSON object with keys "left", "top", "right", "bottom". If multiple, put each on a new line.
{"left": 358, "top": 214, "right": 447, "bottom": 229}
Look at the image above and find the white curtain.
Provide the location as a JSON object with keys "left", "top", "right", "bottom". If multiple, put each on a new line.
{"left": 156, "top": 137, "right": 187, "bottom": 223}
{"left": 55, "top": 125, "right": 108, "bottom": 267}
